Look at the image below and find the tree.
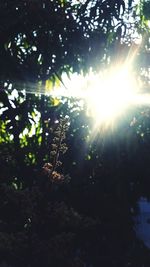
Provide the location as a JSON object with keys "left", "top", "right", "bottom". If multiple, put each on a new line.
{"left": 1, "top": 1, "right": 150, "bottom": 267}
{"left": 0, "top": 0, "right": 127, "bottom": 84}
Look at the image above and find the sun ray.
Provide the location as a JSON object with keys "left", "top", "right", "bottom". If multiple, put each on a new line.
{"left": 84, "top": 65, "right": 139, "bottom": 129}
{"left": 3, "top": 58, "right": 150, "bottom": 137}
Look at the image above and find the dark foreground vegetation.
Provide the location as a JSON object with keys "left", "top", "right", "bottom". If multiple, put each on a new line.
{"left": 1, "top": 91, "right": 150, "bottom": 267}
{"left": 1, "top": 0, "right": 150, "bottom": 266}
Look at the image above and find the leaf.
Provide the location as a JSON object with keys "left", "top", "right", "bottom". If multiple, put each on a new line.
{"left": 52, "top": 98, "right": 60, "bottom": 106}
{"left": 143, "top": 1, "right": 150, "bottom": 20}
{"left": 0, "top": 91, "right": 9, "bottom": 106}
{"left": 121, "top": 0, "right": 126, "bottom": 14}
{"left": 54, "top": 76, "right": 61, "bottom": 88}
{"left": 128, "top": 0, "right": 133, "bottom": 8}
{"left": 116, "top": 26, "right": 122, "bottom": 38}
{"left": 60, "top": 0, "right": 67, "bottom": 8}
{"left": 45, "top": 79, "right": 53, "bottom": 93}
{"left": 90, "top": 6, "right": 97, "bottom": 19}
{"left": 116, "top": 0, "right": 126, "bottom": 16}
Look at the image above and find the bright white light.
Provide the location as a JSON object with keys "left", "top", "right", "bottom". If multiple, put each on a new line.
{"left": 49, "top": 65, "right": 150, "bottom": 129}
{"left": 85, "top": 67, "right": 138, "bottom": 126}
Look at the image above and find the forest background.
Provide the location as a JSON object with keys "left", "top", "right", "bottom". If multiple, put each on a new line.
{"left": 1, "top": 0, "right": 150, "bottom": 266}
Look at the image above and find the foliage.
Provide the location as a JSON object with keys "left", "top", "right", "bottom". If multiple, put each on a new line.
{"left": 0, "top": 0, "right": 129, "bottom": 85}
{"left": 1, "top": 110, "right": 150, "bottom": 267}
{"left": 1, "top": 0, "right": 150, "bottom": 266}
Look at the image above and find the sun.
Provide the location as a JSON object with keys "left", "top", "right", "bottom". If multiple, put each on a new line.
{"left": 85, "top": 66, "right": 138, "bottom": 127}
{"left": 50, "top": 64, "right": 142, "bottom": 129}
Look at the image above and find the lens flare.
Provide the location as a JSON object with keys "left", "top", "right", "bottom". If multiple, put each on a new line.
{"left": 50, "top": 65, "right": 150, "bottom": 131}
{"left": 7, "top": 62, "right": 150, "bottom": 132}
{"left": 85, "top": 66, "right": 138, "bottom": 127}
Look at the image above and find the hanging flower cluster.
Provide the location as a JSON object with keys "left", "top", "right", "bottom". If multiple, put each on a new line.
{"left": 42, "top": 117, "right": 69, "bottom": 183}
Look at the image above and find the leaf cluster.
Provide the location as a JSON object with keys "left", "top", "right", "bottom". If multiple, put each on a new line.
{"left": 0, "top": 0, "right": 127, "bottom": 84}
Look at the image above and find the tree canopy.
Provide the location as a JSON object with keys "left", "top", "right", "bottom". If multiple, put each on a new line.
{"left": 1, "top": 1, "right": 150, "bottom": 267}
{"left": 0, "top": 0, "right": 135, "bottom": 83}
